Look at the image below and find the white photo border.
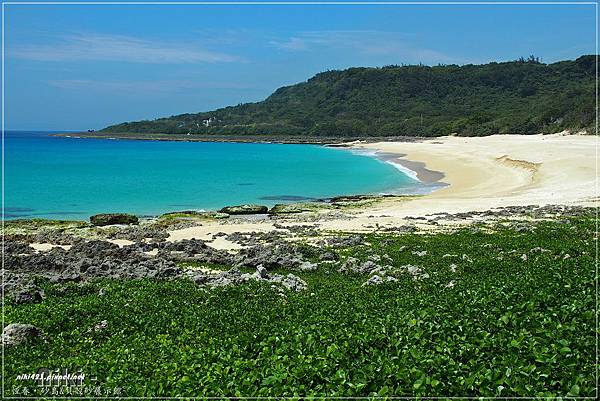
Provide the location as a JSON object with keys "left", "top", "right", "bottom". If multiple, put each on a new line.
{"left": 1, "top": 1, "right": 597, "bottom": 399}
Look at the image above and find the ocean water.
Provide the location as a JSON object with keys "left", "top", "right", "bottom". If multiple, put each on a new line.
{"left": 5, "top": 131, "right": 424, "bottom": 220}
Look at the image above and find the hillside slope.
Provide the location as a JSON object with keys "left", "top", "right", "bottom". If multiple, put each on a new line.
{"left": 101, "top": 56, "right": 596, "bottom": 137}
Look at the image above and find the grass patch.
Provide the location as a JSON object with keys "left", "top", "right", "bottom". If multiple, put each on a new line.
{"left": 4, "top": 218, "right": 89, "bottom": 232}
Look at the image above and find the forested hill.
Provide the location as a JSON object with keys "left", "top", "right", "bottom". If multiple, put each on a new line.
{"left": 101, "top": 56, "right": 596, "bottom": 137}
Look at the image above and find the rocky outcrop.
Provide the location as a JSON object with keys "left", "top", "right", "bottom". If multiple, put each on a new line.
{"left": 2, "top": 323, "right": 44, "bottom": 347}
{"left": 362, "top": 274, "right": 398, "bottom": 286}
{"left": 4, "top": 234, "right": 316, "bottom": 295}
{"left": 327, "top": 235, "right": 364, "bottom": 248}
{"left": 232, "top": 242, "right": 305, "bottom": 270}
{"left": 186, "top": 267, "right": 308, "bottom": 292}
{"left": 218, "top": 204, "right": 268, "bottom": 215}
{"left": 268, "top": 203, "right": 329, "bottom": 215}
{"left": 90, "top": 213, "right": 139, "bottom": 226}
{"left": 14, "top": 287, "right": 44, "bottom": 304}
{"left": 5, "top": 239, "right": 181, "bottom": 292}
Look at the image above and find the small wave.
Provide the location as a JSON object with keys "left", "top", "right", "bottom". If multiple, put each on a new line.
{"left": 345, "top": 148, "right": 421, "bottom": 182}
{"left": 385, "top": 160, "right": 421, "bottom": 182}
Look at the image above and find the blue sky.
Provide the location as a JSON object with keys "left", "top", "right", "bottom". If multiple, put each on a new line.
{"left": 4, "top": 2, "right": 597, "bottom": 130}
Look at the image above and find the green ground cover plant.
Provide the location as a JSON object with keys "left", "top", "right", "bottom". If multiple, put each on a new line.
{"left": 5, "top": 213, "right": 595, "bottom": 398}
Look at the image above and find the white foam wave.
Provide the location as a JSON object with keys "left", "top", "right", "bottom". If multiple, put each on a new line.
{"left": 385, "top": 160, "right": 421, "bottom": 182}
{"left": 346, "top": 147, "right": 421, "bottom": 182}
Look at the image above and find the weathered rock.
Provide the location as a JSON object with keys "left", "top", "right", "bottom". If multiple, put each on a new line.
{"left": 233, "top": 242, "right": 304, "bottom": 270}
{"left": 14, "top": 287, "right": 44, "bottom": 305}
{"left": 327, "top": 235, "right": 364, "bottom": 248}
{"left": 276, "top": 273, "right": 307, "bottom": 292}
{"left": 362, "top": 274, "right": 397, "bottom": 286}
{"left": 338, "top": 258, "right": 380, "bottom": 274}
{"left": 256, "top": 265, "right": 269, "bottom": 279}
{"left": 187, "top": 271, "right": 208, "bottom": 285}
{"left": 105, "top": 225, "right": 169, "bottom": 242}
{"left": 206, "top": 268, "right": 253, "bottom": 288}
{"left": 298, "top": 261, "right": 318, "bottom": 271}
{"left": 2, "top": 323, "right": 43, "bottom": 347}
{"left": 338, "top": 257, "right": 359, "bottom": 272}
{"left": 403, "top": 264, "right": 429, "bottom": 280}
{"left": 218, "top": 204, "right": 268, "bottom": 215}
{"left": 356, "top": 260, "right": 380, "bottom": 274}
{"left": 4, "top": 240, "right": 35, "bottom": 255}
{"left": 363, "top": 275, "right": 384, "bottom": 286}
{"left": 381, "top": 225, "right": 417, "bottom": 233}
{"left": 268, "top": 203, "right": 328, "bottom": 215}
{"left": 90, "top": 213, "right": 138, "bottom": 226}
{"left": 319, "top": 252, "right": 337, "bottom": 261}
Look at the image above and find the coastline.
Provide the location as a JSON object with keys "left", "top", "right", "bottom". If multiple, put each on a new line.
{"left": 164, "top": 133, "right": 597, "bottom": 245}
{"left": 19, "top": 133, "right": 596, "bottom": 245}
{"left": 368, "top": 151, "right": 446, "bottom": 184}
{"left": 52, "top": 131, "right": 424, "bottom": 145}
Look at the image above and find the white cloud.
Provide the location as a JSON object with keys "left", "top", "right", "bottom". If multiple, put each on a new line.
{"left": 270, "top": 30, "right": 468, "bottom": 65}
{"left": 11, "top": 32, "right": 240, "bottom": 64}
{"left": 269, "top": 37, "right": 309, "bottom": 51}
{"left": 46, "top": 79, "right": 255, "bottom": 93}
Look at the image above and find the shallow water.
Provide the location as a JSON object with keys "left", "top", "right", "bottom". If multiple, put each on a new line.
{"left": 5, "top": 131, "right": 425, "bottom": 220}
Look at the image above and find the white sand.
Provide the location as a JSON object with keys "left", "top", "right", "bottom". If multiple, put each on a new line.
{"left": 30, "top": 239, "right": 134, "bottom": 252}
{"left": 167, "top": 220, "right": 275, "bottom": 244}
{"left": 107, "top": 239, "right": 135, "bottom": 247}
{"left": 30, "top": 243, "right": 72, "bottom": 252}
{"left": 167, "top": 134, "right": 597, "bottom": 247}
{"left": 351, "top": 133, "right": 596, "bottom": 212}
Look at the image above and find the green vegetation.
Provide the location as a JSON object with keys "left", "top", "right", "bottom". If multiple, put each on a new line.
{"left": 3, "top": 219, "right": 89, "bottom": 239}
{"left": 6, "top": 213, "right": 595, "bottom": 397}
{"left": 4, "top": 219, "right": 88, "bottom": 231}
{"left": 101, "top": 56, "right": 596, "bottom": 138}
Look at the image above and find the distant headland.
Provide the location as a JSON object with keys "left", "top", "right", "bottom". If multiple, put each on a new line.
{"left": 90, "top": 55, "right": 596, "bottom": 141}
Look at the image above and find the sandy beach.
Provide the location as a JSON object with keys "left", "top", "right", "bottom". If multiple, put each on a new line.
{"left": 164, "top": 133, "right": 596, "bottom": 246}
{"left": 344, "top": 133, "right": 597, "bottom": 217}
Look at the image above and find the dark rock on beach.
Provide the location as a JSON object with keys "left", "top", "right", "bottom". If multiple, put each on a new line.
{"left": 268, "top": 203, "right": 328, "bottom": 215}
{"left": 90, "top": 213, "right": 139, "bottom": 226}
{"left": 219, "top": 204, "right": 268, "bottom": 215}
{"left": 327, "top": 235, "right": 364, "bottom": 248}
{"left": 232, "top": 242, "right": 305, "bottom": 270}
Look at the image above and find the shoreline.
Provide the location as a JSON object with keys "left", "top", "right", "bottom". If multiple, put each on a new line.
{"left": 369, "top": 151, "right": 446, "bottom": 184}
{"left": 11, "top": 133, "right": 596, "bottom": 232}
{"left": 52, "top": 131, "right": 424, "bottom": 145}
{"left": 6, "top": 133, "right": 437, "bottom": 221}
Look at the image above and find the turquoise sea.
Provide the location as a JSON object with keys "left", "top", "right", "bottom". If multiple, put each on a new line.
{"left": 5, "top": 131, "right": 426, "bottom": 220}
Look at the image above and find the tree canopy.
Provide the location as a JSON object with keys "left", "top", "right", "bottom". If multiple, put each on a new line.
{"left": 101, "top": 55, "right": 597, "bottom": 137}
